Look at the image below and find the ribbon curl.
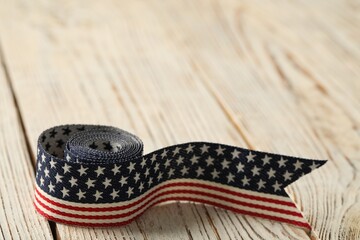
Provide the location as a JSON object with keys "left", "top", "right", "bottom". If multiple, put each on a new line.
{"left": 34, "top": 124, "right": 326, "bottom": 229}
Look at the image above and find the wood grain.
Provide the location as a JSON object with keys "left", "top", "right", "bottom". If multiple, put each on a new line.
{"left": 0, "top": 48, "right": 53, "bottom": 239}
{"left": 144, "top": 1, "right": 360, "bottom": 239}
{"left": 0, "top": 0, "right": 358, "bottom": 239}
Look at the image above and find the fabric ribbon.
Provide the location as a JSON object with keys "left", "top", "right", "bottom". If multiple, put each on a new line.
{"left": 34, "top": 124, "right": 326, "bottom": 230}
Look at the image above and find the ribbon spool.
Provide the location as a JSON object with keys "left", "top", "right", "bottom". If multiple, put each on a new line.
{"left": 34, "top": 124, "right": 326, "bottom": 229}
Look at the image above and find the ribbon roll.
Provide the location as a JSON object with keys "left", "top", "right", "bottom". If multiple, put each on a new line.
{"left": 34, "top": 125, "right": 326, "bottom": 230}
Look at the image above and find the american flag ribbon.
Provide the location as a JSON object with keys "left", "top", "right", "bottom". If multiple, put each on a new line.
{"left": 34, "top": 125, "right": 326, "bottom": 230}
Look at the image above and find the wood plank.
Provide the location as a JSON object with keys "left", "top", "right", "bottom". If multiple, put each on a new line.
{"left": 0, "top": 49, "right": 53, "bottom": 239}
{"left": 245, "top": 0, "right": 360, "bottom": 122}
{"left": 141, "top": 0, "right": 360, "bottom": 239}
{"left": 0, "top": 25, "right": 311, "bottom": 240}
{"left": 0, "top": 1, "right": 316, "bottom": 239}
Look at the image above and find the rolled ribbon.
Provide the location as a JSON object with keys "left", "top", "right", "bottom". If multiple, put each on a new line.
{"left": 34, "top": 125, "right": 326, "bottom": 230}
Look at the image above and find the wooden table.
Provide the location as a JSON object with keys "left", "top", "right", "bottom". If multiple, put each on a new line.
{"left": 0, "top": 0, "right": 359, "bottom": 239}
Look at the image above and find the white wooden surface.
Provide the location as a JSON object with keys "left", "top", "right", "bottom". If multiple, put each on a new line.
{"left": 0, "top": 0, "right": 359, "bottom": 239}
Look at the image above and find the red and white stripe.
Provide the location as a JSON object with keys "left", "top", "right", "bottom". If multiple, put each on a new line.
{"left": 34, "top": 179, "right": 311, "bottom": 230}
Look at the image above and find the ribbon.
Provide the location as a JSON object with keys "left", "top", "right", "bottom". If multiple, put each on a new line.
{"left": 34, "top": 125, "right": 326, "bottom": 230}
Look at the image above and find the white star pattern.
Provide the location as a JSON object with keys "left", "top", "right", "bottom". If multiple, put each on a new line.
{"left": 35, "top": 137, "right": 325, "bottom": 206}
{"left": 161, "top": 149, "right": 168, "bottom": 158}
{"left": 283, "top": 171, "right": 293, "bottom": 181}
{"left": 38, "top": 162, "right": 42, "bottom": 171}
{"left": 134, "top": 172, "right": 140, "bottom": 183}
{"left": 103, "top": 178, "right": 112, "bottom": 188}
{"left": 205, "top": 156, "right": 214, "bottom": 166}
{"left": 55, "top": 173, "right": 63, "bottom": 183}
{"left": 140, "top": 158, "right": 147, "bottom": 168}
{"left": 157, "top": 172, "right": 163, "bottom": 181}
{"left": 186, "top": 144, "right": 194, "bottom": 153}
{"left": 246, "top": 152, "right": 256, "bottom": 162}
{"left": 173, "top": 147, "right": 181, "bottom": 155}
{"left": 242, "top": 176, "right": 250, "bottom": 186}
{"left": 200, "top": 144, "right": 210, "bottom": 154}
{"left": 127, "top": 187, "right": 134, "bottom": 197}
{"left": 154, "top": 162, "right": 160, "bottom": 172}
{"left": 262, "top": 155, "right": 271, "bottom": 165}
{"left": 95, "top": 166, "right": 105, "bottom": 177}
{"left": 86, "top": 178, "right": 95, "bottom": 189}
{"left": 120, "top": 176, "right": 128, "bottom": 187}
{"left": 237, "top": 162, "right": 245, "bottom": 172}
{"left": 221, "top": 159, "right": 230, "bottom": 169}
{"left": 40, "top": 176, "right": 44, "bottom": 186}
{"left": 69, "top": 176, "right": 78, "bottom": 187}
{"left": 227, "top": 173, "right": 235, "bottom": 183}
{"left": 127, "top": 162, "right": 136, "bottom": 173}
{"left": 144, "top": 168, "right": 150, "bottom": 177}
{"left": 48, "top": 182, "right": 55, "bottom": 193}
{"left": 77, "top": 189, "right": 86, "bottom": 200}
{"left": 150, "top": 154, "right": 157, "bottom": 164}
{"left": 278, "top": 157, "right": 287, "bottom": 168}
{"left": 251, "top": 166, "right": 261, "bottom": 176}
{"left": 273, "top": 181, "right": 281, "bottom": 192}
{"left": 110, "top": 189, "right": 119, "bottom": 200}
{"left": 257, "top": 179, "right": 266, "bottom": 190}
{"left": 211, "top": 169, "right": 220, "bottom": 179}
{"left": 112, "top": 164, "right": 121, "bottom": 175}
{"left": 62, "top": 163, "right": 71, "bottom": 174}
{"left": 190, "top": 155, "right": 199, "bottom": 165}
{"left": 216, "top": 146, "right": 225, "bottom": 155}
{"left": 94, "top": 190, "right": 103, "bottom": 201}
{"left": 267, "top": 168, "right": 276, "bottom": 179}
{"left": 139, "top": 182, "right": 144, "bottom": 192}
{"left": 293, "top": 160, "right": 303, "bottom": 170}
{"left": 49, "top": 158, "right": 56, "bottom": 169}
{"left": 196, "top": 167, "right": 204, "bottom": 177}
{"left": 148, "top": 177, "right": 153, "bottom": 186}
{"left": 44, "top": 167, "right": 50, "bottom": 178}
{"left": 78, "top": 165, "right": 88, "bottom": 176}
{"left": 61, "top": 187, "right": 69, "bottom": 198}
{"left": 168, "top": 168, "right": 175, "bottom": 178}
{"left": 309, "top": 161, "right": 319, "bottom": 171}
{"left": 231, "top": 149, "right": 241, "bottom": 159}
{"left": 164, "top": 159, "right": 171, "bottom": 168}
{"left": 176, "top": 156, "right": 184, "bottom": 165}
{"left": 181, "top": 166, "right": 189, "bottom": 176}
